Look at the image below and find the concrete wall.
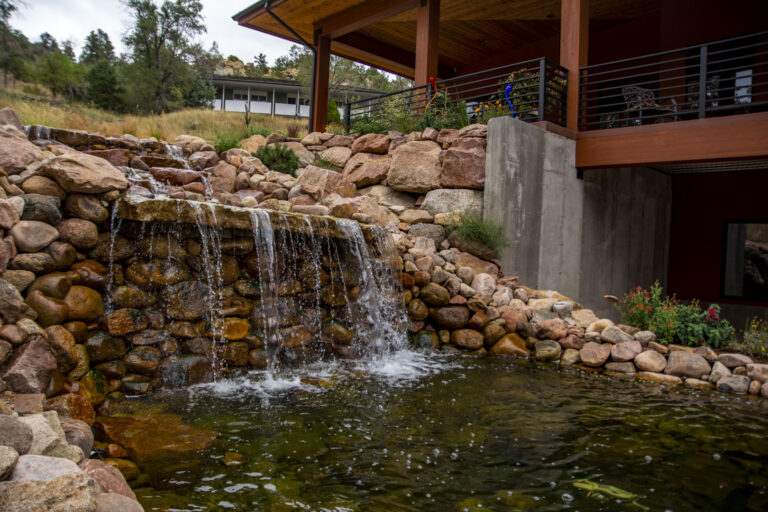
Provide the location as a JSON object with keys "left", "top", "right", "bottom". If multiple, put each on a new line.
{"left": 484, "top": 117, "right": 672, "bottom": 319}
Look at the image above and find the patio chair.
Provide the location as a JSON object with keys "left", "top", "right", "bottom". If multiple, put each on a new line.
{"left": 622, "top": 85, "right": 679, "bottom": 124}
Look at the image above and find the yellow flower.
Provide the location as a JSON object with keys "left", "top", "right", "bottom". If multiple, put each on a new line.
{"left": 474, "top": 108, "right": 480, "bottom": 113}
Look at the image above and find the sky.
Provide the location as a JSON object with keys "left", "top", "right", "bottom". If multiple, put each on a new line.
{"left": 9, "top": 0, "right": 295, "bottom": 65}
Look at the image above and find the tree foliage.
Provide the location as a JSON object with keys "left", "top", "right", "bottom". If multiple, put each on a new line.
{"left": 86, "top": 59, "right": 123, "bottom": 109}
{"left": 80, "top": 29, "right": 115, "bottom": 65}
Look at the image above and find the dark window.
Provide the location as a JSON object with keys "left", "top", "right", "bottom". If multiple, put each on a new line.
{"left": 722, "top": 222, "right": 768, "bottom": 301}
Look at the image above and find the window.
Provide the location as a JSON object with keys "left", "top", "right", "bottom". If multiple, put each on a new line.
{"left": 252, "top": 91, "right": 268, "bottom": 102}
{"left": 286, "top": 96, "right": 296, "bottom": 105}
{"left": 232, "top": 88, "right": 249, "bottom": 101}
{"left": 722, "top": 222, "right": 768, "bottom": 301}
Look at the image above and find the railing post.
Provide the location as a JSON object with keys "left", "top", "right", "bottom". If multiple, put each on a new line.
{"left": 345, "top": 102, "right": 351, "bottom": 134}
{"left": 698, "top": 45, "right": 708, "bottom": 119}
{"left": 538, "top": 59, "right": 547, "bottom": 122}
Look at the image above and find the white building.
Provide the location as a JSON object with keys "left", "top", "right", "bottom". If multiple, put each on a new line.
{"left": 209, "top": 76, "right": 385, "bottom": 119}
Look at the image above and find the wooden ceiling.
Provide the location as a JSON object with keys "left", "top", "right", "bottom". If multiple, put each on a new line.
{"left": 235, "top": 0, "right": 660, "bottom": 78}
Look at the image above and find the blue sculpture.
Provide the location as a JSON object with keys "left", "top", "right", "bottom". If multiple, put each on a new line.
{"left": 505, "top": 84, "right": 515, "bottom": 118}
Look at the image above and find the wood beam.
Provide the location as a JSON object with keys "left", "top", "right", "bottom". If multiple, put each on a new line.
{"left": 575, "top": 113, "right": 768, "bottom": 168}
{"left": 311, "top": 35, "right": 331, "bottom": 132}
{"left": 315, "top": 0, "right": 419, "bottom": 40}
{"left": 414, "top": 0, "right": 440, "bottom": 87}
{"left": 560, "top": 0, "right": 589, "bottom": 131}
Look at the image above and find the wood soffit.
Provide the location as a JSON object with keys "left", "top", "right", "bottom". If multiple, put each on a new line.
{"left": 237, "top": 0, "right": 660, "bottom": 76}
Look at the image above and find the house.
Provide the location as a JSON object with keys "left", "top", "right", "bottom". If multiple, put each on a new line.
{"left": 208, "top": 75, "right": 386, "bottom": 119}
{"left": 233, "top": 0, "right": 768, "bottom": 324}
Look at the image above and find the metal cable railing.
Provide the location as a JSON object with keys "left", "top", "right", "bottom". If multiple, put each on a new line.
{"left": 345, "top": 57, "right": 567, "bottom": 134}
{"left": 579, "top": 31, "right": 768, "bottom": 130}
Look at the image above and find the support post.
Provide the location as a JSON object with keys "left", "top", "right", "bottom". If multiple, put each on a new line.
{"left": 560, "top": 0, "right": 589, "bottom": 131}
{"left": 221, "top": 84, "right": 226, "bottom": 111}
{"left": 414, "top": 0, "right": 440, "bottom": 87}
{"left": 311, "top": 35, "right": 331, "bottom": 132}
{"left": 271, "top": 87, "right": 276, "bottom": 117}
{"left": 698, "top": 45, "right": 708, "bottom": 119}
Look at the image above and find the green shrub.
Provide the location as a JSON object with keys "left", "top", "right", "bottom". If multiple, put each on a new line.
{"left": 245, "top": 125, "right": 270, "bottom": 138}
{"left": 327, "top": 98, "right": 341, "bottom": 125}
{"left": 449, "top": 211, "right": 509, "bottom": 256}
{"left": 616, "top": 282, "right": 735, "bottom": 348}
{"left": 730, "top": 317, "right": 768, "bottom": 357}
{"left": 352, "top": 115, "right": 388, "bottom": 135}
{"left": 254, "top": 143, "right": 299, "bottom": 176}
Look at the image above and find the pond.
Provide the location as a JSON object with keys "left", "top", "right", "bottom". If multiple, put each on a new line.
{"left": 132, "top": 352, "right": 768, "bottom": 511}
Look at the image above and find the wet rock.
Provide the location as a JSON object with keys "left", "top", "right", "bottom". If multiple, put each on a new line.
{"left": 93, "top": 360, "right": 126, "bottom": 380}
{"left": 419, "top": 282, "right": 450, "bottom": 306}
{"left": 9, "top": 220, "right": 59, "bottom": 252}
{"left": 89, "top": 234, "right": 133, "bottom": 262}
{"left": 45, "top": 394, "right": 95, "bottom": 426}
{"left": 79, "top": 458, "right": 136, "bottom": 500}
{"left": 537, "top": 318, "right": 567, "bottom": 341}
{"left": 47, "top": 241, "right": 77, "bottom": 270}
{"left": 0, "top": 470, "right": 98, "bottom": 511}
{"left": 414, "top": 331, "right": 440, "bottom": 350}
{"left": 685, "top": 378, "right": 713, "bottom": 390}
{"left": 0, "top": 415, "right": 33, "bottom": 454}
{"left": 221, "top": 342, "right": 249, "bottom": 366}
{"left": 559, "top": 335, "right": 585, "bottom": 350}
{"left": 388, "top": 141, "right": 442, "bottom": 193}
{"left": 1, "top": 335, "right": 56, "bottom": 393}
{"left": 10, "top": 252, "right": 56, "bottom": 274}
{"left": 600, "top": 326, "right": 634, "bottom": 344}
{"left": 41, "top": 151, "right": 128, "bottom": 193}
{"left": 25, "top": 290, "right": 69, "bottom": 326}
{"left": 111, "top": 285, "right": 155, "bottom": 309}
{"left": 322, "top": 320, "right": 354, "bottom": 344}
{"left": 718, "top": 353, "right": 753, "bottom": 368}
{"left": 94, "top": 412, "right": 217, "bottom": 462}
{"left": 605, "top": 362, "right": 636, "bottom": 374}
{"left": 534, "top": 340, "right": 561, "bottom": 361}
{"left": 664, "top": 351, "right": 711, "bottom": 378}
{"left": 407, "top": 298, "right": 429, "bottom": 321}
{"left": 451, "top": 329, "right": 484, "bottom": 350}
{"left": 120, "top": 374, "right": 154, "bottom": 395}
{"left": 77, "top": 370, "right": 108, "bottom": 405}
{"left": 56, "top": 219, "right": 98, "bottom": 251}
{"left": 561, "top": 348, "right": 581, "bottom": 365}
{"left": 579, "top": 342, "right": 612, "bottom": 367}
{"left": 159, "top": 354, "right": 213, "bottom": 387}
{"left": 27, "top": 272, "right": 72, "bottom": 299}
{"left": 63, "top": 285, "right": 104, "bottom": 322}
{"left": 489, "top": 333, "right": 529, "bottom": 357}
{"left": 429, "top": 306, "right": 470, "bottom": 329}
{"left": 635, "top": 372, "right": 682, "bottom": 385}
{"left": 67, "top": 344, "right": 89, "bottom": 381}
{"left": 96, "top": 492, "right": 143, "bottom": 512}
{"left": 83, "top": 148, "right": 133, "bottom": 167}
{"left": 716, "top": 375, "right": 751, "bottom": 394}
{"left": 100, "top": 308, "right": 148, "bottom": 337}
{"left": 611, "top": 340, "right": 642, "bottom": 362}
{"left": 126, "top": 259, "right": 191, "bottom": 289}
{"left": 44, "top": 325, "right": 77, "bottom": 371}
{"left": 21, "top": 194, "right": 62, "bottom": 225}
{"left": 124, "top": 346, "right": 162, "bottom": 376}
{"left": 84, "top": 331, "right": 127, "bottom": 364}
{"left": 634, "top": 350, "right": 667, "bottom": 373}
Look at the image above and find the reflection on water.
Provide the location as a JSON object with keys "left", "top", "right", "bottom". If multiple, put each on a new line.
{"left": 134, "top": 355, "right": 768, "bottom": 511}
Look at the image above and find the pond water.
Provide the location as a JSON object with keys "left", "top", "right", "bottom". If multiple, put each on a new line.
{"left": 133, "top": 352, "right": 768, "bottom": 511}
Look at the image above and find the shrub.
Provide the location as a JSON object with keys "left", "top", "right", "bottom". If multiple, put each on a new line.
{"left": 449, "top": 211, "right": 509, "bottom": 256}
{"left": 285, "top": 123, "right": 302, "bottom": 138}
{"left": 213, "top": 129, "right": 246, "bottom": 153}
{"left": 616, "top": 282, "right": 735, "bottom": 348}
{"left": 730, "top": 317, "right": 768, "bottom": 358}
{"left": 352, "top": 115, "right": 388, "bottom": 135}
{"left": 327, "top": 98, "right": 341, "bottom": 125}
{"left": 254, "top": 143, "right": 299, "bottom": 176}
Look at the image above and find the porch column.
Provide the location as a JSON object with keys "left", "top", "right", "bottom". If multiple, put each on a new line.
{"left": 560, "top": 0, "right": 589, "bottom": 130}
{"left": 414, "top": 0, "right": 440, "bottom": 87}
{"left": 311, "top": 35, "right": 331, "bottom": 132}
{"left": 271, "top": 87, "right": 276, "bottom": 117}
{"left": 221, "top": 84, "right": 226, "bottom": 111}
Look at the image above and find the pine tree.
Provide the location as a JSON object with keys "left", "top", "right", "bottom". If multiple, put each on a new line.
{"left": 80, "top": 29, "right": 115, "bottom": 65}
{"left": 86, "top": 59, "right": 122, "bottom": 110}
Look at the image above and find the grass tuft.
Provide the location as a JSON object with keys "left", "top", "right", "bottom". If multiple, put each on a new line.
{"left": 449, "top": 210, "right": 509, "bottom": 255}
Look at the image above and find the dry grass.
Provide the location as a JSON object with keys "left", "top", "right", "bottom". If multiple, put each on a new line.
{"left": 0, "top": 83, "right": 308, "bottom": 142}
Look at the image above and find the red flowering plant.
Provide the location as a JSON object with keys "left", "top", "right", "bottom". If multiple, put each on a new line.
{"left": 616, "top": 281, "right": 677, "bottom": 343}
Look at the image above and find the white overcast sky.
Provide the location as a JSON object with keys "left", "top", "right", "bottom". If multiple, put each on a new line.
{"left": 10, "top": 0, "right": 295, "bottom": 65}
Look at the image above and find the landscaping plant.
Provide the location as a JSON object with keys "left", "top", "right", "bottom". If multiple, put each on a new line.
{"left": 616, "top": 282, "right": 735, "bottom": 348}
{"left": 448, "top": 210, "right": 509, "bottom": 257}
{"left": 254, "top": 143, "right": 299, "bottom": 176}
{"left": 730, "top": 317, "right": 768, "bottom": 357}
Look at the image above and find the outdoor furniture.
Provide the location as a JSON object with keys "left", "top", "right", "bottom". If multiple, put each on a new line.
{"left": 622, "top": 85, "right": 679, "bottom": 125}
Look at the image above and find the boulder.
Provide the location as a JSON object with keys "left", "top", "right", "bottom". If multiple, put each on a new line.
{"left": 635, "top": 372, "right": 682, "bottom": 386}
{"left": 83, "top": 148, "right": 133, "bottom": 167}
{"left": 1, "top": 335, "right": 56, "bottom": 394}
{"left": 175, "top": 134, "right": 214, "bottom": 153}
{"left": 0, "top": 129, "right": 42, "bottom": 174}
{"left": 0, "top": 470, "right": 98, "bottom": 511}
{"left": 56, "top": 219, "right": 99, "bottom": 251}
{"left": 420, "top": 188, "right": 483, "bottom": 216}
{"left": 715, "top": 375, "right": 751, "bottom": 394}
{"left": 239, "top": 134, "right": 267, "bottom": 153}
{"left": 387, "top": 140, "right": 442, "bottom": 193}
{"left": 610, "top": 340, "right": 642, "bottom": 362}
{"left": 579, "top": 342, "right": 612, "bottom": 367}
{"left": 358, "top": 185, "right": 415, "bottom": 209}
{"left": 451, "top": 329, "right": 484, "bottom": 350}
{"left": 319, "top": 146, "right": 352, "bottom": 167}
{"left": 79, "top": 459, "right": 136, "bottom": 499}
{"left": 208, "top": 161, "right": 237, "bottom": 193}
{"left": 534, "top": 340, "right": 561, "bottom": 361}
{"left": 8, "top": 454, "right": 81, "bottom": 481}
{"left": 0, "top": 199, "right": 19, "bottom": 230}
{"left": 0, "top": 446, "right": 18, "bottom": 480}
{"left": 41, "top": 152, "right": 128, "bottom": 193}
{"left": 420, "top": 282, "right": 450, "bottom": 306}
{"left": 537, "top": 318, "right": 567, "bottom": 340}
{"left": 664, "top": 351, "right": 711, "bottom": 378}
{"left": 634, "top": 350, "right": 667, "bottom": 373}
{"left": 327, "top": 195, "right": 396, "bottom": 226}
{"left": 600, "top": 326, "right": 634, "bottom": 344}
{"left": 296, "top": 166, "right": 356, "bottom": 200}
{"left": 0, "top": 107, "right": 22, "bottom": 130}
{"left": 429, "top": 306, "right": 470, "bottom": 329}
{"left": 21, "top": 194, "right": 62, "bottom": 225}
{"left": 46, "top": 394, "right": 96, "bottom": 427}
{"left": 718, "top": 353, "right": 753, "bottom": 368}
{"left": 440, "top": 137, "right": 485, "bottom": 189}
{"left": 58, "top": 416, "right": 94, "bottom": 454}
{"left": 709, "top": 361, "right": 731, "bottom": 383}
{"left": 279, "top": 141, "right": 315, "bottom": 167}
{"left": 490, "top": 333, "right": 529, "bottom": 357}
{"left": 0, "top": 415, "right": 34, "bottom": 454}
{"left": 9, "top": 220, "right": 59, "bottom": 252}
{"left": 409, "top": 223, "right": 445, "bottom": 245}
{"left": 101, "top": 308, "right": 148, "bottom": 337}
{"left": 64, "top": 286, "right": 104, "bottom": 322}
{"left": 746, "top": 363, "right": 768, "bottom": 383}
{"left": 458, "top": 124, "right": 488, "bottom": 138}
{"left": 351, "top": 133, "right": 390, "bottom": 154}
{"left": 0, "top": 278, "right": 37, "bottom": 323}
{"left": 342, "top": 153, "right": 390, "bottom": 187}
{"left": 18, "top": 412, "right": 81, "bottom": 462}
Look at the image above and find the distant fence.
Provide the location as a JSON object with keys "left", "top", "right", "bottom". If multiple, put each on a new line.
{"left": 345, "top": 57, "right": 568, "bottom": 134}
